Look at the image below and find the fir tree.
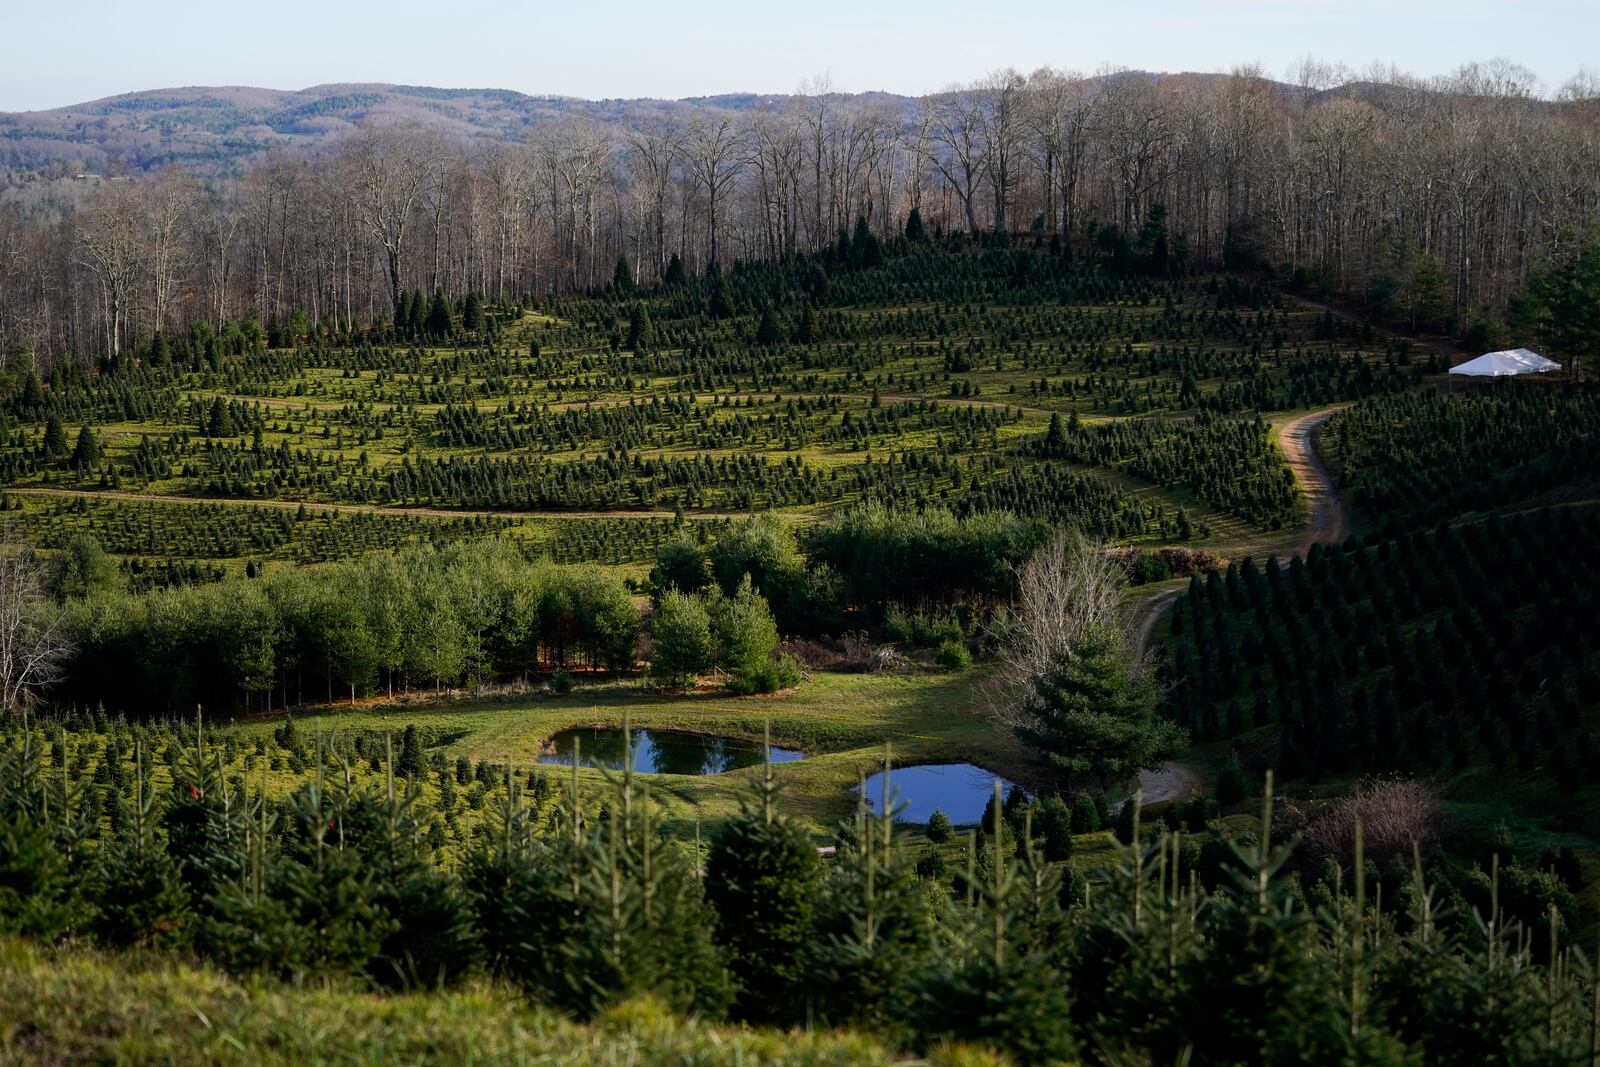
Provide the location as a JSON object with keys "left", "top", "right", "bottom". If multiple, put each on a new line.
{"left": 663, "top": 253, "right": 686, "bottom": 286}
{"left": 460, "top": 291, "right": 484, "bottom": 332}
{"left": 626, "top": 303, "right": 655, "bottom": 351}
{"left": 205, "top": 397, "right": 234, "bottom": 438}
{"left": 39, "top": 415, "right": 67, "bottom": 459}
{"left": 425, "top": 291, "right": 453, "bottom": 338}
{"left": 806, "top": 759, "right": 932, "bottom": 1038}
{"left": 904, "top": 207, "right": 926, "bottom": 242}
{"left": 755, "top": 305, "right": 783, "bottom": 346}
{"left": 396, "top": 725, "right": 426, "bottom": 779}
{"left": 70, "top": 425, "right": 101, "bottom": 472}
{"left": 360, "top": 741, "right": 480, "bottom": 988}
{"left": 1018, "top": 622, "right": 1184, "bottom": 790}
{"left": 793, "top": 304, "right": 821, "bottom": 344}
{"left": 612, "top": 255, "right": 633, "bottom": 291}
{"left": 852, "top": 216, "right": 883, "bottom": 268}
{"left": 0, "top": 729, "right": 77, "bottom": 939}
{"left": 708, "top": 269, "right": 736, "bottom": 319}
{"left": 705, "top": 735, "right": 820, "bottom": 1024}
{"left": 90, "top": 743, "right": 191, "bottom": 950}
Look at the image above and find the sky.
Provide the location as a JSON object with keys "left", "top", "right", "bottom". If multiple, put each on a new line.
{"left": 3, "top": 0, "right": 1597, "bottom": 111}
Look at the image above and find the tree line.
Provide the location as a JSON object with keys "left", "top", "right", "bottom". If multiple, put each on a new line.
{"left": 4, "top": 61, "right": 1599, "bottom": 366}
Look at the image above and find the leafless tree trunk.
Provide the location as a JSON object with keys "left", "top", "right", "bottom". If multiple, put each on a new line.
{"left": 0, "top": 536, "right": 73, "bottom": 716}
{"left": 347, "top": 121, "right": 444, "bottom": 317}
{"left": 681, "top": 114, "right": 749, "bottom": 268}
{"left": 985, "top": 530, "right": 1125, "bottom": 726}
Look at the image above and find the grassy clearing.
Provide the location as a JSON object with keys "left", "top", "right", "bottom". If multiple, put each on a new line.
{"left": 227, "top": 668, "right": 1023, "bottom": 836}
{"left": 0, "top": 939, "right": 935, "bottom": 1067}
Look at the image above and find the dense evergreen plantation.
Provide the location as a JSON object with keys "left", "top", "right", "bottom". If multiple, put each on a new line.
{"left": 1160, "top": 509, "right": 1600, "bottom": 825}
{"left": 4, "top": 714, "right": 1598, "bottom": 1065}
{"left": 5, "top": 189, "right": 1600, "bottom": 1064}
{"left": 1327, "top": 389, "right": 1600, "bottom": 535}
{"left": 0, "top": 236, "right": 1415, "bottom": 585}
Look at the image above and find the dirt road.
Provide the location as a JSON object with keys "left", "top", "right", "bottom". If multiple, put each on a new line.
{"left": 1277, "top": 406, "right": 1348, "bottom": 555}
{"left": 1120, "top": 403, "right": 1349, "bottom": 809}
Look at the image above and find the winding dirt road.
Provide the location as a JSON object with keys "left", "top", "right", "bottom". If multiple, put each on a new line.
{"left": 1277, "top": 406, "right": 1348, "bottom": 554}
{"left": 1124, "top": 402, "right": 1349, "bottom": 807}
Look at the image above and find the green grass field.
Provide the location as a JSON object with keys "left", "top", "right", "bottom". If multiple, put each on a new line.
{"left": 221, "top": 667, "right": 1019, "bottom": 837}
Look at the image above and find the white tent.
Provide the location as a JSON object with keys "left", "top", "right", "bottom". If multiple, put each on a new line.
{"left": 1449, "top": 348, "right": 1561, "bottom": 377}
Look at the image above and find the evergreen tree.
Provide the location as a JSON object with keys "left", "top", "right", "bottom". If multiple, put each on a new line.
{"left": 612, "top": 255, "right": 633, "bottom": 291}
{"left": 1018, "top": 623, "right": 1184, "bottom": 789}
{"left": 649, "top": 533, "right": 709, "bottom": 596}
{"left": 926, "top": 807, "right": 953, "bottom": 844}
{"left": 705, "top": 746, "right": 819, "bottom": 1024}
{"left": 70, "top": 425, "right": 101, "bottom": 472}
{"left": 396, "top": 725, "right": 426, "bottom": 780}
{"left": 406, "top": 288, "right": 426, "bottom": 335}
{"left": 709, "top": 579, "right": 780, "bottom": 691}
{"left": 90, "top": 744, "right": 190, "bottom": 950}
{"left": 904, "top": 207, "right": 926, "bottom": 242}
{"left": 205, "top": 396, "right": 234, "bottom": 438}
{"left": 626, "top": 303, "right": 655, "bottom": 351}
{"left": 708, "top": 269, "right": 736, "bottom": 319}
{"left": 793, "top": 304, "right": 821, "bottom": 344}
{"left": 649, "top": 589, "right": 714, "bottom": 689}
{"left": 425, "top": 291, "right": 453, "bottom": 338}
{"left": 0, "top": 730, "right": 78, "bottom": 939}
{"left": 916, "top": 783, "right": 1077, "bottom": 1063}
{"left": 1527, "top": 227, "right": 1600, "bottom": 380}
{"left": 39, "top": 415, "right": 67, "bottom": 459}
{"left": 358, "top": 749, "right": 480, "bottom": 988}
{"left": 461, "top": 292, "right": 484, "bottom": 332}
{"left": 852, "top": 216, "right": 883, "bottom": 268}
{"left": 755, "top": 305, "right": 783, "bottom": 346}
{"left": 807, "top": 783, "right": 932, "bottom": 1039}
{"left": 663, "top": 252, "right": 686, "bottom": 286}
{"left": 1035, "top": 794, "right": 1074, "bottom": 861}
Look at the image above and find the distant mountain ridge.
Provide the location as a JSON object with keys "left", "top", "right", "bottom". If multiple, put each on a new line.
{"left": 0, "top": 83, "right": 919, "bottom": 176}
{"left": 2, "top": 74, "right": 1554, "bottom": 178}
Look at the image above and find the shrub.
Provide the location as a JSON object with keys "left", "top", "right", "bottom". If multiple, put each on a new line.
{"left": 1303, "top": 777, "right": 1443, "bottom": 868}
{"left": 1214, "top": 757, "right": 1254, "bottom": 807}
{"left": 936, "top": 640, "right": 972, "bottom": 670}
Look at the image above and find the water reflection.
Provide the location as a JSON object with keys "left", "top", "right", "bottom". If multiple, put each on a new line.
{"left": 858, "top": 763, "right": 1021, "bottom": 824}
{"left": 539, "top": 727, "right": 804, "bottom": 776}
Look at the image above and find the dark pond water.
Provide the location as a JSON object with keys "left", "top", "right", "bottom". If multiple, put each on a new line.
{"left": 858, "top": 763, "right": 1021, "bottom": 824}
{"left": 538, "top": 727, "right": 804, "bottom": 776}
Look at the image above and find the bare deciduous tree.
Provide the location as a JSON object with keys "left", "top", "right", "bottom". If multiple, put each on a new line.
{"left": 0, "top": 538, "right": 73, "bottom": 716}
{"left": 986, "top": 530, "right": 1126, "bottom": 726}
{"left": 347, "top": 122, "right": 445, "bottom": 317}
{"left": 680, "top": 114, "right": 750, "bottom": 267}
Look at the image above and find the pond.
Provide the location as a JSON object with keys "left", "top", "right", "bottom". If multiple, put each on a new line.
{"left": 538, "top": 727, "right": 804, "bottom": 776}
{"left": 857, "top": 763, "right": 1022, "bottom": 825}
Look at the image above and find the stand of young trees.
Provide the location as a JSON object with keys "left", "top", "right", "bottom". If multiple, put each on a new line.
{"left": 1161, "top": 507, "right": 1600, "bottom": 810}
{"left": 50, "top": 540, "right": 642, "bottom": 715}
{"left": 2, "top": 714, "right": 1595, "bottom": 1064}
{"left": 4, "top": 61, "right": 1598, "bottom": 367}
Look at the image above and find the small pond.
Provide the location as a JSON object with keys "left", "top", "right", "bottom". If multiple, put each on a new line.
{"left": 538, "top": 727, "right": 804, "bottom": 776}
{"left": 857, "top": 763, "right": 1022, "bottom": 825}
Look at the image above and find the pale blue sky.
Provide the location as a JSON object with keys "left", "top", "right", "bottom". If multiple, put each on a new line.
{"left": 4, "top": 0, "right": 1597, "bottom": 111}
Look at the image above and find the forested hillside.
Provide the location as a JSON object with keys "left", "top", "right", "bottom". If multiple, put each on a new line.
{"left": 3, "top": 62, "right": 1597, "bottom": 371}
{"left": 3, "top": 55, "right": 1600, "bottom": 1065}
